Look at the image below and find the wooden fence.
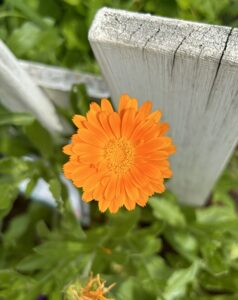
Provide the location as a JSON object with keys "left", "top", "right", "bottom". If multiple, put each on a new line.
{"left": 1, "top": 7, "right": 238, "bottom": 207}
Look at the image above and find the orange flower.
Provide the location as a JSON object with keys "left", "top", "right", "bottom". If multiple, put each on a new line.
{"left": 63, "top": 95, "right": 176, "bottom": 213}
{"left": 69, "top": 274, "right": 115, "bottom": 300}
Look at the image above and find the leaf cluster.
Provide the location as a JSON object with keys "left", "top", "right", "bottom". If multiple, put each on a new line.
{"left": 1, "top": 162, "right": 238, "bottom": 299}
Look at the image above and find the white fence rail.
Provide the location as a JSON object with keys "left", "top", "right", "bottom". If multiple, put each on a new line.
{"left": 89, "top": 7, "right": 238, "bottom": 206}
{"left": 0, "top": 41, "right": 63, "bottom": 133}
{"left": 20, "top": 60, "right": 109, "bottom": 107}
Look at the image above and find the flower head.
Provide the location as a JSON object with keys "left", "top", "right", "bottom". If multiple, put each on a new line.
{"left": 63, "top": 95, "right": 176, "bottom": 213}
{"left": 67, "top": 274, "right": 115, "bottom": 300}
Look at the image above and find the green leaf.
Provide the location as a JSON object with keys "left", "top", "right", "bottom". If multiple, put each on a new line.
{"left": 6, "top": 0, "right": 52, "bottom": 29}
{"left": 149, "top": 197, "right": 186, "bottom": 227}
{"left": 70, "top": 84, "right": 90, "bottom": 115}
{"left": 196, "top": 206, "right": 236, "bottom": 225}
{"left": 200, "top": 269, "right": 238, "bottom": 293}
{"left": 0, "top": 129, "right": 30, "bottom": 156}
{"left": 0, "top": 157, "right": 33, "bottom": 180}
{"left": 195, "top": 205, "right": 238, "bottom": 234}
{"left": 25, "top": 176, "right": 38, "bottom": 197}
{"left": 164, "top": 228, "right": 198, "bottom": 261}
{"left": 0, "top": 112, "right": 35, "bottom": 126}
{"left": 0, "top": 183, "right": 18, "bottom": 218}
{"left": 49, "top": 178, "right": 63, "bottom": 210}
{"left": 0, "top": 269, "right": 34, "bottom": 298}
{"left": 24, "top": 120, "right": 54, "bottom": 159}
{"left": 8, "top": 22, "right": 41, "bottom": 56}
{"left": 108, "top": 208, "right": 140, "bottom": 239}
{"left": 201, "top": 240, "right": 228, "bottom": 275}
{"left": 117, "top": 277, "right": 154, "bottom": 300}
{"left": 163, "top": 260, "right": 201, "bottom": 300}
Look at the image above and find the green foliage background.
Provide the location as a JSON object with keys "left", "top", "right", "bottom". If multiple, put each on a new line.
{"left": 1, "top": 0, "right": 238, "bottom": 299}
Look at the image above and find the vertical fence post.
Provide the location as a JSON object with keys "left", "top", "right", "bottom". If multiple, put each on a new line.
{"left": 89, "top": 7, "right": 238, "bottom": 205}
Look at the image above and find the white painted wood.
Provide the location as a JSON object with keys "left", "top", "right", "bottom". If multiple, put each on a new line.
{"left": 0, "top": 41, "right": 63, "bottom": 133}
{"left": 19, "top": 60, "right": 110, "bottom": 107}
{"left": 89, "top": 7, "right": 238, "bottom": 206}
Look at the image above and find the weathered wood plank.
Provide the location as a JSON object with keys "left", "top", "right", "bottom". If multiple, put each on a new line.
{"left": 89, "top": 7, "right": 238, "bottom": 205}
{"left": 0, "top": 41, "right": 63, "bottom": 133}
{"left": 20, "top": 60, "right": 110, "bottom": 107}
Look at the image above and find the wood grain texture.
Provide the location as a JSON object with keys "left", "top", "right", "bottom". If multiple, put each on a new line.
{"left": 0, "top": 41, "right": 63, "bottom": 133}
{"left": 89, "top": 7, "right": 238, "bottom": 205}
{"left": 20, "top": 60, "right": 110, "bottom": 107}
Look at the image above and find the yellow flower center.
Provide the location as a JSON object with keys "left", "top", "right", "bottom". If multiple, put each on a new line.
{"left": 104, "top": 138, "right": 134, "bottom": 175}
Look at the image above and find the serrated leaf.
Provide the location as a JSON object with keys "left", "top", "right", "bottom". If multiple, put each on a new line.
{"left": 201, "top": 240, "right": 228, "bottom": 275}
{"left": 164, "top": 228, "right": 198, "bottom": 261}
{"left": 149, "top": 197, "right": 186, "bottom": 227}
{"left": 163, "top": 260, "right": 201, "bottom": 300}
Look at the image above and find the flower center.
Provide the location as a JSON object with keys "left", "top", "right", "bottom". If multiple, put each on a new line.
{"left": 104, "top": 138, "right": 134, "bottom": 175}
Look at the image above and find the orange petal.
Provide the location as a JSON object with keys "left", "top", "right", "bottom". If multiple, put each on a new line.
{"left": 86, "top": 111, "right": 110, "bottom": 140}
{"left": 63, "top": 161, "right": 78, "bottom": 179}
{"left": 99, "top": 198, "right": 110, "bottom": 212}
{"left": 121, "top": 109, "right": 136, "bottom": 138}
{"left": 130, "top": 119, "right": 153, "bottom": 141}
{"left": 129, "top": 98, "right": 138, "bottom": 111}
{"left": 104, "top": 177, "right": 117, "bottom": 203}
{"left": 90, "top": 102, "right": 101, "bottom": 112}
{"left": 160, "top": 168, "right": 173, "bottom": 178}
{"left": 136, "top": 191, "right": 148, "bottom": 207}
{"left": 84, "top": 174, "right": 101, "bottom": 190}
{"left": 72, "top": 142, "right": 101, "bottom": 154}
{"left": 159, "top": 122, "right": 170, "bottom": 135}
{"left": 72, "top": 166, "right": 95, "bottom": 180}
{"left": 109, "top": 112, "right": 121, "bottom": 138}
{"left": 139, "top": 101, "right": 152, "bottom": 116}
{"left": 71, "top": 133, "right": 82, "bottom": 144}
{"left": 101, "top": 98, "right": 114, "bottom": 112}
{"left": 93, "top": 183, "right": 105, "bottom": 200}
{"left": 133, "top": 123, "right": 158, "bottom": 142}
{"left": 72, "top": 115, "right": 86, "bottom": 128}
{"left": 129, "top": 166, "right": 149, "bottom": 189}
{"left": 164, "top": 144, "right": 176, "bottom": 154}
{"left": 114, "top": 177, "right": 124, "bottom": 206}
{"left": 137, "top": 137, "right": 173, "bottom": 154}
{"left": 77, "top": 128, "right": 105, "bottom": 147}
{"left": 123, "top": 178, "right": 137, "bottom": 210}
{"left": 137, "top": 164, "right": 163, "bottom": 181}
{"left": 63, "top": 144, "right": 73, "bottom": 155}
{"left": 147, "top": 110, "right": 162, "bottom": 122}
{"left": 146, "top": 151, "right": 170, "bottom": 160}
{"left": 153, "top": 181, "right": 166, "bottom": 193}
{"left": 98, "top": 112, "right": 114, "bottom": 138}
{"left": 82, "top": 191, "right": 94, "bottom": 202}
{"left": 109, "top": 199, "right": 121, "bottom": 213}
{"left": 119, "top": 94, "right": 131, "bottom": 114}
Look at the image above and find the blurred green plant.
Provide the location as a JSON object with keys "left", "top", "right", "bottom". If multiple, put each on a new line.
{"left": 1, "top": 165, "right": 238, "bottom": 299}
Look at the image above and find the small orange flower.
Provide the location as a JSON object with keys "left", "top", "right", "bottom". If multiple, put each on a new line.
{"left": 63, "top": 95, "right": 176, "bottom": 213}
{"left": 69, "top": 274, "right": 115, "bottom": 300}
